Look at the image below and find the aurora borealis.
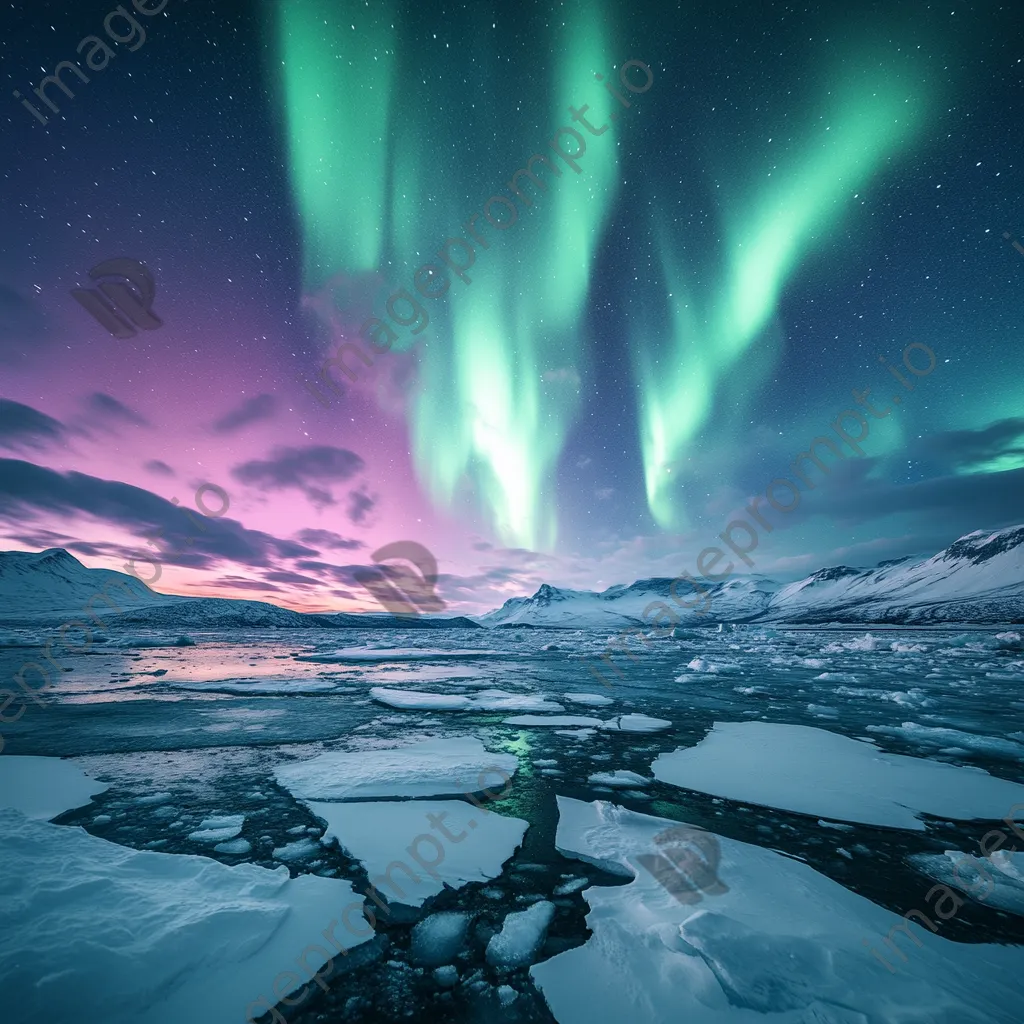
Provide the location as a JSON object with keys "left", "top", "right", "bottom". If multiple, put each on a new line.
{"left": 1, "top": 0, "right": 1023, "bottom": 614}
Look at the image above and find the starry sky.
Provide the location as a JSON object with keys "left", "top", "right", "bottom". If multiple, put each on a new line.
{"left": 1, "top": 0, "right": 1022, "bottom": 616}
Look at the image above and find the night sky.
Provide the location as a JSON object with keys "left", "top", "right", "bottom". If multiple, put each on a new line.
{"left": 1, "top": 0, "right": 1022, "bottom": 615}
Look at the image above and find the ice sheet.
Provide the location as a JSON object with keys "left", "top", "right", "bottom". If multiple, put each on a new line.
{"left": 531, "top": 796, "right": 1024, "bottom": 1024}
{"left": 0, "top": 755, "right": 108, "bottom": 821}
{"left": 0, "top": 808, "right": 370, "bottom": 1024}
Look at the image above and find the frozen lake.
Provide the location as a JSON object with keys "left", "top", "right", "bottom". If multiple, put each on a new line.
{"left": 2, "top": 624, "right": 1023, "bottom": 1023}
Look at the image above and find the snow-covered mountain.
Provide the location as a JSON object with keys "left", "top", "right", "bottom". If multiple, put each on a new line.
{"left": 763, "top": 525, "right": 1024, "bottom": 624}
{"left": 0, "top": 548, "right": 172, "bottom": 621}
{"left": 481, "top": 576, "right": 780, "bottom": 629}
{"left": 0, "top": 548, "right": 480, "bottom": 629}
{"left": 480, "top": 526, "right": 1024, "bottom": 628}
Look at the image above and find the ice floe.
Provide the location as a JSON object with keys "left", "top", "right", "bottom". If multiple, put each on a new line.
{"left": 187, "top": 814, "right": 245, "bottom": 843}
{"left": 562, "top": 692, "right": 615, "bottom": 706}
{"left": 409, "top": 911, "right": 472, "bottom": 966}
{"left": 308, "top": 799, "right": 528, "bottom": 907}
{"left": 587, "top": 770, "right": 650, "bottom": 788}
{"left": 601, "top": 714, "right": 672, "bottom": 733}
{"left": 371, "top": 687, "right": 563, "bottom": 712}
{"left": 504, "top": 715, "right": 605, "bottom": 728}
{"left": 651, "top": 721, "right": 1024, "bottom": 830}
{"left": 531, "top": 796, "right": 1024, "bottom": 1024}
{"left": 275, "top": 736, "right": 518, "bottom": 801}
{"left": 485, "top": 900, "right": 555, "bottom": 969}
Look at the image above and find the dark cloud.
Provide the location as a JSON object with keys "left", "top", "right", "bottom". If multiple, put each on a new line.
{"left": 212, "top": 394, "right": 277, "bottom": 434}
{"left": 88, "top": 392, "right": 151, "bottom": 428}
{"left": 347, "top": 485, "right": 376, "bottom": 525}
{"left": 803, "top": 462, "right": 1024, "bottom": 540}
{"left": 0, "top": 399, "right": 66, "bottom": 450}
{"left": 296, "top": 528, "right": 364, "bottom": 551}
{"left": 912, "top": 417, "right": 1024, "bottom": 472}
{"left": 144, "top": 459, "right": 175, "bottom": 477}
{"left": 0, "top": 457, "right": 320, "bottom": 571}
{"left": 262, "top": 569, "right": 322, "bottom": 586}
{"left": 231, "top": 445, "right": 364, "bottom": 509}
{"left": 204, "top": 578, "right": 284, "bottom": 593}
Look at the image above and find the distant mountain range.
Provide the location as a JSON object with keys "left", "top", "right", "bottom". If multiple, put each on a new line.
{"left": 480, "top": 526, "right": 1024, "bottom": 628}
{"left": 1, "top": 526, "right": 1022, "bottom": 629}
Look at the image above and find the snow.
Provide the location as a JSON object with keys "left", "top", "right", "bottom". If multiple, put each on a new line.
{"left": 0, "top": 755, "right": 108, "bottom": 821}
{"left": 601, "top": 714, "right": 672, "bottom": 733}
{"left": 371, "top": 687, "right": 563, "bottom": 712}
{"left": 485, "top": 900, "right": 555, "bottom": 969}
{"left": 587, "top": 770, "right": 650, "bottom": 788}
{"left": 275, "top": 736, "right": 518, "bottom": 801}
{"left": 562, "top": 692, "right": 615, "bottom": 706}
{"left": 530, "top": 796, "right": 1024, "bottom": 1024}
{"left": 409, "top": 911, "right": 472, "bottom": 966}
{"left": 187, "top": 814, "right": 245, "bottom": 843}
{"left": 651, "top": 721, "right": 1024, "bottom": 830}
{"left": 910, "top": 847, "right": 1024, "bottom": 916}
{"left": 307, "top": 799, "right": 528, "bottom": 907}
{"left": 503, "top": 715, "right": 604, "bottom": 728}
{"left": 0, "top": 807, "right": 371, "bottom": 1024}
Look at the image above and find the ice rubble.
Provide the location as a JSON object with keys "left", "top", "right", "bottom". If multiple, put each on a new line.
{"left": 486, "top": 900, "right": 556, "bottom": 969}
{"left": 307, "top": 799, "right": 528, "bottom": 907}
{"left": 531, "top": 796, "right": 1024, "bottom": 1024}
{"left": 910, "top": 847, "right": 1024, "bottom": 916}
{"left": 370, "top": 687, "right": 563, "bottom": 712}
{"left": 0, "top": 757, "right": 371, "bottom": 1024}
{"left": 865, "top": 722, "right": 1024, "bottom": 760}
{"left": 651, "top": 721, "right": 1024, "bottom": 830}
{"left": 275, "top": 736, "right": 518, "bottom": 800}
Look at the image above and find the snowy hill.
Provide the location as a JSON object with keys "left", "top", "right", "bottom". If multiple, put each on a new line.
{"left": 0, "top": 548, "right": 481, "bottom": 629}
{"left": 0, "top": 548, "right": 171, "bottom": 621}
{"left": 480, "top": 526, "right": 1024, "bottom": 628}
